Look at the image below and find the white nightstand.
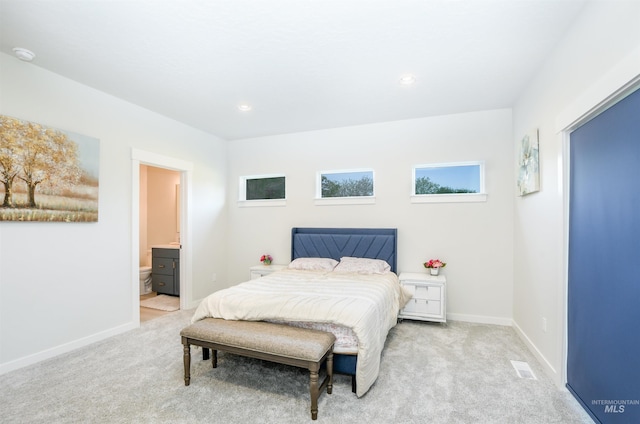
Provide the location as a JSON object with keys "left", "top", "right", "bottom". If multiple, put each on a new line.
{"left": 249, "top": 264, "right": 287, "bottom": 279}
{"left": 398, "top": 272, "right": 447, "bottom": 323}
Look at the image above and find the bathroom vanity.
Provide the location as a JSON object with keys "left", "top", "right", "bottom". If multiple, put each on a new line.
{"left": 151, "top": 246, "right": 180, "bottom": 296}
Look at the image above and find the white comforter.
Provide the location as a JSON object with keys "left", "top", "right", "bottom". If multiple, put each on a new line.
{"left": 191, "top": 268, "right": 404, "bottom": 397}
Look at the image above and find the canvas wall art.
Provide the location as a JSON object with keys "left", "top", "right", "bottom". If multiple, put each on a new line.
{"left": 517, "top": 128, "right": 540, "bottom": 196}
{"left": 0, "top": 115, "right": 100, "bottom": 222}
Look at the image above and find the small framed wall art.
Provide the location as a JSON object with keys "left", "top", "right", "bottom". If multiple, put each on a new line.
{"left": 517, "top": 128, "right": 540, "bottom": 196}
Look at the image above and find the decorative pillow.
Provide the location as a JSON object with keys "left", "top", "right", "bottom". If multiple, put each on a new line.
{"left": 333, "top": 257, "right": 391, "bottom": 274}
{"left": 288, "top": 257, "right": 338, "bottom": 271}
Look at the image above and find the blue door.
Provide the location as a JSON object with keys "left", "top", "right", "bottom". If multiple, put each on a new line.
{"left": 567, "top": 87, "right": 640, "bottom": 423}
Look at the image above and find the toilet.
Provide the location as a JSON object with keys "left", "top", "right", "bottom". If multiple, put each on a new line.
{"left": 140, "top": 266, "right": 152, "bottom": 295}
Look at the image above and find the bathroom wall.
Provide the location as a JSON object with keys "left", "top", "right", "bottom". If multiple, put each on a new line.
{"left": 144, "top": 165, "right": 181, "bottom": 252}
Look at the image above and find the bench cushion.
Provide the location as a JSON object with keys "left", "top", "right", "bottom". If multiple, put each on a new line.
{"left": 181, "top": 318, "right": 335, "bottom": 362}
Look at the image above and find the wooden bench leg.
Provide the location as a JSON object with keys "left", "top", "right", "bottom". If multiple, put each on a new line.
{"left": 182, "top": 341, "right": 191, "bottom": 386}
{"left": 327, "top": 353, "right": 333, "bottom": 395}
{"left": 309, "top": 369, "right": 319, "bottom": 420}
{"left": 202, "top": 347, "right": 217, "bottom": 368}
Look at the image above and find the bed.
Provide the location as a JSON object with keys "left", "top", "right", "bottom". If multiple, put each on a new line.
{"left": 191, "top": 227, "right": 406, "bottom": 397}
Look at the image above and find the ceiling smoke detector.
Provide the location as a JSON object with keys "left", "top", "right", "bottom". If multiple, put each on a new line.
{"left": 238, "top": 104, "right": 252, "bottom": 112}
{"left": 13, "top": 47, "right": 36, "bottom": 62}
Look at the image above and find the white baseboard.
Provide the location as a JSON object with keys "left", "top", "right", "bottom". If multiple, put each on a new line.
{"left": 512, "top": 320, "right": 561, "bottom": 387}
{"left": 447, "top": 312, "right": 512, "bottom": 326}
{"left": 448, "top": 314, "right": 562, "bottom": 388}
{"left": 0, "top": 321, "right": 137, "bottom": 376}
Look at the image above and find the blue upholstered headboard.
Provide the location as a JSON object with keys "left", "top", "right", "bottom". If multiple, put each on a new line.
{"left": 291, "top": 227, "right": 398, "bottom": 273}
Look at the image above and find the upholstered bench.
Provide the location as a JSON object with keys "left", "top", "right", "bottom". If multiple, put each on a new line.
{"left": 180, "top": 318, "right": 335, "bottom": 420}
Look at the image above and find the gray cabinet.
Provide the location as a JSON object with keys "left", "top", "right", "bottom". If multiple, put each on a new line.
{"left": 152, "top": 248, "right": 180, "bottom": 296}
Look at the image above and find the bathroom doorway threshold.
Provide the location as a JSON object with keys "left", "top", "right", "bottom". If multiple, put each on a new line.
{"left": 140, "top": 293, "right": 179, "bottom": 322}
{"left": 131, "top": 148, "right": 193, "bottom": 326}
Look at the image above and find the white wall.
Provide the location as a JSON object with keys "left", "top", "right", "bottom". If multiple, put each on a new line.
{"left": 512, "top": 0, "right": 640, "bottom": 386}
{"left": 228, "top": 109, "right": 515, "bottom": 324}
{"left": 0, "top": 52, "right": 229, "bottom": 372}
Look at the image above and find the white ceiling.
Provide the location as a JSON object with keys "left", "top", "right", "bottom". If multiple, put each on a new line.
{"left": 0, "top": 0, "right": 588, "bottom": 140}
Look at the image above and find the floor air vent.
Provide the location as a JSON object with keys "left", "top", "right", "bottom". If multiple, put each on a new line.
{"left": 510, "top": 360, "right": 537, "bottom": 380}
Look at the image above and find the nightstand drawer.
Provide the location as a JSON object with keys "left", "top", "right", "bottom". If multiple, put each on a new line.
{"left": 398, "top": 272, "right": 446, "bottom": 323}
{"left": 402, "top": 298, "right": 441, "bottom": 316}
{"left": 249, "top": 264, "right": 287, "bottom": 279}
{"left": 403, "top": 284, "right": 441, "bottom": 301}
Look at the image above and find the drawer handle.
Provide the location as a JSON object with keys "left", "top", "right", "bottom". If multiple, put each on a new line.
{"left": 158, "top": 282, "right": 165, "bottom": 286}
{"left": 158, "top": 264, "right": 165, "bottom": 269}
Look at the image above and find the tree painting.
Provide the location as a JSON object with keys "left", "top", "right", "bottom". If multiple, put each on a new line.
{"left": 0, "top": 115, "right": 99, "bottom": 222}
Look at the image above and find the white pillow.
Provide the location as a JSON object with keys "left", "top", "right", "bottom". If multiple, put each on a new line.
{"left": 333, "top": 257, "right": 391, "bottom": 274}
{"left": 288, "top": 257, "right": 339, "bottom": 271}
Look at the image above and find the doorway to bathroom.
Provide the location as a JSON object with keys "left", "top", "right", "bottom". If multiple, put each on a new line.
{"left": 131, "top": 148, "right": 193, "bottom": 325}
{"left": 139, "top": 164, "right": 181, "bottom": 322}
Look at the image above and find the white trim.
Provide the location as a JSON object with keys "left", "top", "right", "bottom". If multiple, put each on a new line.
{"left": 556, "top": 45, "right": 640, "bottom": 133}
{"left": 560, "top": 131, "right": 571, "bottom": 388}
{"left": 179, "top": 170, "right": 195, "bottom": 309}
{"left": 131, "top": 148, "right": 194, "bottom": 315}
{"left": 131, "top": 148, "right": 193, "bottom": 172}
{"left": 0, "top": 322, "right": 136, "bottom": 375}
{"left": 314, "top": 196, "right": 376, "bottom": 206}
{"left": 446, "top": 312, "right": 512, "bottom": 326}
{"left": 410, "top": 193, "right": 487, "bottom": 204}
{"left": 512, "top": 320, "right": 558, "bottom": 380}
{"left": 131, "top": 162, "right": 141, "bottom": 325}
{"left": 237, "top": 199, "right": 286, "bottom": 208}
{"left": 238, "top": 173, "right": 286, "bottom": 202}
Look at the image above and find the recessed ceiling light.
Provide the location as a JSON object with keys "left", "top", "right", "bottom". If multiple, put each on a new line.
{"left": 13, "top": 47, "right": 35, "bottom": 62}
{"left": 399, "top": 74, "right": 416, "bottom": 85}
{"left": 238, "top": 104, "right": 252, "bottom": 112}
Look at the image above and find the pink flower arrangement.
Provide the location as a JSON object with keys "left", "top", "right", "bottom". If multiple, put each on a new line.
{"left": 423, "top": 259, "right": 446, "bottom": 269}
{"left": 260, "top": 254, "right": 273, "bottom": 265}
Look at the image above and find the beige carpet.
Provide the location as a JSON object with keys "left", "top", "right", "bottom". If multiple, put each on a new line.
{"left": 140, "top": 294, "right": 180, "bottom": 311}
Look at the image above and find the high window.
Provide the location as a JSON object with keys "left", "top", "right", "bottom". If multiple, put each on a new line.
{"left": 239, "top": 174, "right": 286, "bottom": 206}
{"left": 316, "top": 169, "right": 375, "bottom": 205}
{"left": 412, "top": 162, "right": 486, "bottom": 203}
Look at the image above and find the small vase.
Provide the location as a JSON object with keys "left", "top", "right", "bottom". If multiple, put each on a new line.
{"left": 430, "top": 268, "right": 439, "bottom": 276}
{"left": 263, "top": 260, "right": 271, "bottom": 266}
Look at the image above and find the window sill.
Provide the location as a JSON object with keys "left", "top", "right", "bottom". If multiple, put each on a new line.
{"left": 410, "top": 193, "right": 487, "bottom": 204}
{"left": 238, "top": 199, "right": 287, "bottom": 208}
{"left": 314, "top": 197, "right": 376, "bottom": 206}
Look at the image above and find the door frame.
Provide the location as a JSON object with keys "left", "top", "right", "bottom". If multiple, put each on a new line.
{"left": 131, "top": 148, "right": 193, "bottom": 324}
{"left": 558, "top": 68, "right": 640, "bottom": 386}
